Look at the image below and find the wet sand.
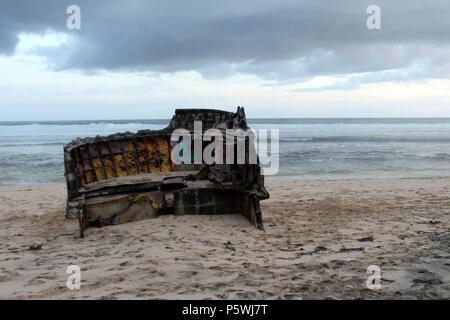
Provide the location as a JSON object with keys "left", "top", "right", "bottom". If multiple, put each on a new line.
{"left": 0, "top": 178, "right": 449, "bottom": 299}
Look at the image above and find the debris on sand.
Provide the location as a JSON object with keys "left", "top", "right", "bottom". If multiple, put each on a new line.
{"left": 298, "top": 246, "right": 328, "bottom": 256}
{"left": 415, "top": 216, "right": 440, "bottom": 224}
{"left": 224, "top": 241, "right": 236, "bottom": 251}
{"left": 339, "top": 246, "right": 364, "bottom": 253}
{"left": 63, "top": 107, "right": 269, "bottom": 237}
{"left": 28, "top": 244, "right": 42, "bottom": 251}
{"left": 358, "top": 236, "right": 374, "bottom": 242}
{"left": 313, "top": 246, "right": 328, "bottom": 253}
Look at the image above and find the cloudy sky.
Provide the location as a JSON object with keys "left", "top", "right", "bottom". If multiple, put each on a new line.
{"left": 1, "top": 0, "right": 450, "bottom": 120}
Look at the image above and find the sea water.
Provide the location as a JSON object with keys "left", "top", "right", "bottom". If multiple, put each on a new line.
{"left": 0, "top": 118, "right": 449, "bottom": 184}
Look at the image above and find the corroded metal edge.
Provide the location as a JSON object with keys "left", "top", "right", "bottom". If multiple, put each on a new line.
{"left": 63, "top": 107, "right": 269, "bottom": 237}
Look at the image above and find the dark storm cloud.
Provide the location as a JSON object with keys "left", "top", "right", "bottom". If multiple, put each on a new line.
{"left": 1, "top": 0, "right": 449, "bottom": 80}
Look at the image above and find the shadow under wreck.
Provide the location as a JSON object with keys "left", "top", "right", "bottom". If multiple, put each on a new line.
{"left": 63, "top": 107, "right": 269, "bottom": 237}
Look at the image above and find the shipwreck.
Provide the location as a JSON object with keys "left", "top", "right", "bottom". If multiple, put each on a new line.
{"left": 64, "top": 107, "right": 269, "bottom": 237}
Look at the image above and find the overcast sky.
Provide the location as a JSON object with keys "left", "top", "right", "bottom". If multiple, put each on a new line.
{"left": 1, "top": 0, "right": 449, "bottom": 120}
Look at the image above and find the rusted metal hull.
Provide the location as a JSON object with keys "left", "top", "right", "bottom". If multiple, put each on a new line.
{"left": 64, "top": 107, "right": 269, "bottom": 237}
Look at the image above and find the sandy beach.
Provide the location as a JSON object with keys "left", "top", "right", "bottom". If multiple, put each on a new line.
{"left": 0, "top": 178, "right": 448, "bottom": 299}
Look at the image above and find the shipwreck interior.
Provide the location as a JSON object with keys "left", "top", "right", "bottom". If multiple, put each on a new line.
{"left": 63, "top": 107, "right": 269, "bottom": 237}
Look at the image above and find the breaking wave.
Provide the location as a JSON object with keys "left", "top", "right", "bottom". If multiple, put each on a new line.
{"left": 1, "top": 118, "right": 450, "bottom": 184}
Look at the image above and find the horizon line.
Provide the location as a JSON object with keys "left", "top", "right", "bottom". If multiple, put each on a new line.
{"left": 2, "top": 116, "right": 450, "bottom": 123}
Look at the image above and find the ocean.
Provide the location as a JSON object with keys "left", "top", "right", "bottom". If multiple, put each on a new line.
{"left": 1, "top": 118, "right": 450, "bottom": 184}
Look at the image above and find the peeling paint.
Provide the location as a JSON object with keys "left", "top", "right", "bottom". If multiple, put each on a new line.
{"left": 64, "top": 107, "right": 269, "bottom": 237}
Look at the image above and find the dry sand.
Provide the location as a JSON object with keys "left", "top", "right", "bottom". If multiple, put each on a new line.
{"left": 0, "top": 178, "right": 449, "bottom": 299}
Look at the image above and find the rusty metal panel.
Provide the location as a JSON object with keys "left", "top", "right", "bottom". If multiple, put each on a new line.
{"left": 64, "top": 107, "right": 269, "bottom": 237}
